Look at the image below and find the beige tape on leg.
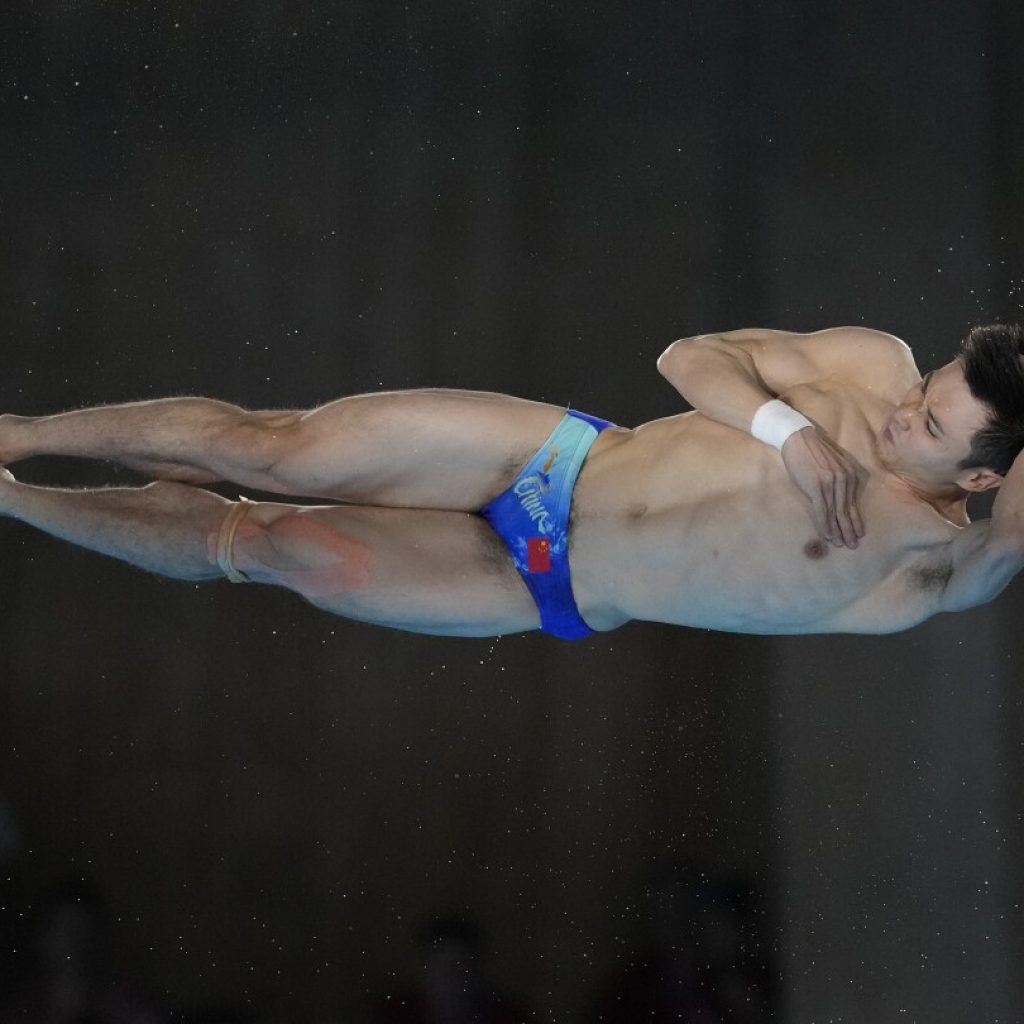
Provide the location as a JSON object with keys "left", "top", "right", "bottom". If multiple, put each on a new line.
{"left": 216, "top": 498, "right": 256, "bottom": 583}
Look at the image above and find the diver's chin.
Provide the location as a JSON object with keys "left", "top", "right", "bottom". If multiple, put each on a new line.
{"left": 875, "top": 427, "right": 907, "bottom": 479}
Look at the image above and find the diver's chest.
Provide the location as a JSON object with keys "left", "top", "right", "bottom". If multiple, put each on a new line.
{"left": 736, "top": 485, "right": 927, "bottom": 602}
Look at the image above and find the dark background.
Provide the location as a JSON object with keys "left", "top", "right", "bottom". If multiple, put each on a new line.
{"left": 1, "top": 2, "right": 1023, "bottom": 1020}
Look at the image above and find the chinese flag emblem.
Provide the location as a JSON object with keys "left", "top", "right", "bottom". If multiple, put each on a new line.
{"left": 527, "top": 537, "right": 552, "bottom": 573}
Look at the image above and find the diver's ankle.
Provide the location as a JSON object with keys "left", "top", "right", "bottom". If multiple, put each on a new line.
{"left": 0, "top": 414, "right": 33, "bottom": 464}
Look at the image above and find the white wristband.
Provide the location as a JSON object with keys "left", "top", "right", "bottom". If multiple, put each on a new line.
{"left": 750, "top": 399, "right": 813, "bottom": 450}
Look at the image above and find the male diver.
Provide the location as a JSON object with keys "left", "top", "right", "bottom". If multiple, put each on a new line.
{"left": 2, "top": 324, "right": 1023, "bottom": 639}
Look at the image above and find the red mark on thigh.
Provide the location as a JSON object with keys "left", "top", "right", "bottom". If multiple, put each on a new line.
{"left": 265, "top": 514, "right": 374, "bottom": 596}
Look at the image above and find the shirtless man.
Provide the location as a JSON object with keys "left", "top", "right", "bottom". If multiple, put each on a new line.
{"left": 2, "top": 323, "right": 1023, "bottom": 638}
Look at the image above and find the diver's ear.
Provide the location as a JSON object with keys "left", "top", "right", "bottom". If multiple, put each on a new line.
{"left": 957, "top": 466, "right": 1003, "bottom": 493}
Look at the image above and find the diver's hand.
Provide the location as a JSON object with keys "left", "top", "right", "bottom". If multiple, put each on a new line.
{"left": 781, "top": 427, "right": 866, "bottom": 548}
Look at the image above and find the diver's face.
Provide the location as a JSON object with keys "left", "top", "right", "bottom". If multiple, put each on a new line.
{"left": 880, "top": 360, "right": 997, "bottom": 491}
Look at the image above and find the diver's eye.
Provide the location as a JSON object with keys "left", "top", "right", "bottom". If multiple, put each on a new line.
{"left": 919, "top": 382, "right": 937, "bottom": 437}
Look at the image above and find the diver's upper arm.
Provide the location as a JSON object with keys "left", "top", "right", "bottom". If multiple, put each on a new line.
{"left": 659, "top": 326, "right": 918, "bottom": 398}
{"left": 933, "top": 521, "right": 1024, "bottom": 613}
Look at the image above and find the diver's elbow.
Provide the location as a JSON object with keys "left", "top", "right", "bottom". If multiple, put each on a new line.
{"left": 657, "top": 336, "right": 703, "bottom": 377}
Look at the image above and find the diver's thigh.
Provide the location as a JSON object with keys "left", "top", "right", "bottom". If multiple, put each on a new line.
{"left": 276, "top": 388, "right": 567, "bottom": 509}
{"left": 236, "top": 501, "right": 540, "bottom": 637}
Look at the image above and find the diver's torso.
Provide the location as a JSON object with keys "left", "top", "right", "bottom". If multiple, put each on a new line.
{"left": 569, "top": 382, "right": 959, "bottom": 635}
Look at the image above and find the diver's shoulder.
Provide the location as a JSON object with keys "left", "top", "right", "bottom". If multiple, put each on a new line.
{"left": 826, "top": 326, "right": 921, "bottom": 396}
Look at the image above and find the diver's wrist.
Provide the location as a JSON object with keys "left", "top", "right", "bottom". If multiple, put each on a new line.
{"left": 750, "top": 399, "right": 813, "bottom": 451}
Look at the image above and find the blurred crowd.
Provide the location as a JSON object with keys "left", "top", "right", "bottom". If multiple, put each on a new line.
{"left": 365, "top": 859, "right": 773, "bottom": 1024}
{"left": 0, "top": 857, "right": 772, "bottom": 1023}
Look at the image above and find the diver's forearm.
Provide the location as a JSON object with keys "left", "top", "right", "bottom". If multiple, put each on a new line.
{"left": 656, "top": 335, "right": 779, "bottom": 433}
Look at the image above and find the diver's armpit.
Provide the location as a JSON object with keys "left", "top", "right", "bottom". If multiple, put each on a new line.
{"left": 905, "top": 556, "right": 954, "bottom": 593}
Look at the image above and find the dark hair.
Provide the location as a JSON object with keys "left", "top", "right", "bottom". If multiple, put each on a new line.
{"left": 958, "top": 323, "right": 1024, "bottom": 474}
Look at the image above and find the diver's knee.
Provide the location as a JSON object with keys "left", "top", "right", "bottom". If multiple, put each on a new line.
{"left": 210, "top": 410, "right": 306, "bottom": 483}
{"left": 260, "top": 511, "right": 375, "bottom": 596}
{"left": 207, "top": 501, "right": 375, "bottom": 597}
{"left": 207, "top": 499, "right": 266, "bottom": 582}
{"left": 250, "top": 418, "right": 324, "bottom": 487}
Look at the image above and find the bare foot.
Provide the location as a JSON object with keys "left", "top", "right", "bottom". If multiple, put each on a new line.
{"left": 0, "top": 466, "right": 17, "bottom": 514}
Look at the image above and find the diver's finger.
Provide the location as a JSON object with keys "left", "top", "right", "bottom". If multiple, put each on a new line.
{"left": 819, "top": 480, "right": 839, "bottom": 543}
{"left": 850, "top": 470, "right": 866, "bottom": 537}
{"left": 833, "top": 473, "right": 857, "bottom": 548}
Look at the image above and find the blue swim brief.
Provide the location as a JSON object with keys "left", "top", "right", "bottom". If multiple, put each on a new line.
{"left": 480, "top": 408, "right": 615, "bottom": 640}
